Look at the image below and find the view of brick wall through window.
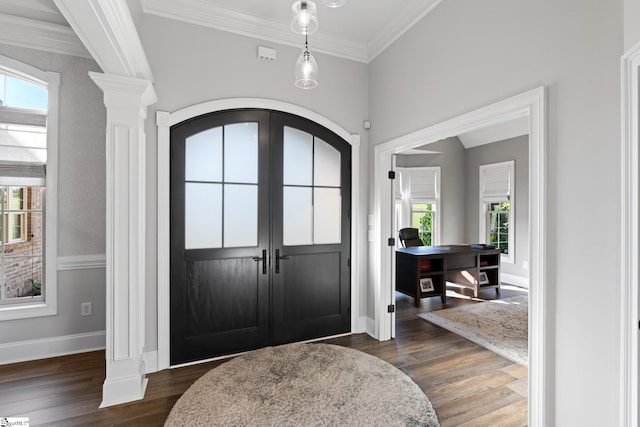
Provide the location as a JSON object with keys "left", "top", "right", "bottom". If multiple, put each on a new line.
{"left": 2, "top": 186, "right": 43, "bottom": 299}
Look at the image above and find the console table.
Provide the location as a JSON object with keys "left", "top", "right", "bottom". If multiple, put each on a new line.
{"left": 395, "top": 245, "right": 501, "bottom": 307}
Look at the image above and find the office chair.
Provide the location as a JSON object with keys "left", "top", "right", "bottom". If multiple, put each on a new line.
{"left": 398, "top": 227, "right": 423, "bottom": 248}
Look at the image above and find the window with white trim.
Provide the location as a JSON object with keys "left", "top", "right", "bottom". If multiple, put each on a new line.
{"left": 479, "top": 161, "right": 514, "bottom": 263}
{"left": 0, "top": 57, "right": 58, "bottom": 319}
{"left": 395, "top": 167, "right": 440, "bottom": 247}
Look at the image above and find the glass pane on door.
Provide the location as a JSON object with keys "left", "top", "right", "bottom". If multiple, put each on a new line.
{"left": 185, "top": 127, "right": 222, "bottom": 182}
{"left": 313, "top": 188, "right": 341, "bottom": 244}
{"left": 283, "top": 186, "right": 312, "bottom": 246}
{"left": 184, "top": 122, "right": 260, "bottom": 249}
{"left": 283, "top": 127, "right": 312, "bottom": 186}
{"left": 282, "top": 127, "right": 342, "bottom": 246}
{"left": 224, "top": 123, "right": 258, "bottom": 184}
{"left": 314, "top": 138, "right": 340, "bottom": 187}
{"left": 185, "top": 183, "right": 222, "bottom": 249}
{"left": 224, "top": 184, "right": 258, "bottom": 247}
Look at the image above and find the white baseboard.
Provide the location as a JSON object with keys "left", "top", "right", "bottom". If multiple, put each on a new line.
{"left": 354, "top": 315, "right": 368, "bottom": 333}
{"left": 143, "top": 350, "right": 158, "bottom": 373}
{"left": 501, "top": 272, "right": 529, "bottom": 289}
{"left": 366, "top": 316, "right": 376, "bottom": 337}
{"left": 0, "top": 330, "right": 105, "bottom": 365}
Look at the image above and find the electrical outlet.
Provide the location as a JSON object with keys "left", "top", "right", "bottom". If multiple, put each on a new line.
{"left": 523, "top": 261, "right": 529, "bottom": 270}
{"left": 81, "top": 302, "right": 92, "bottom": 316}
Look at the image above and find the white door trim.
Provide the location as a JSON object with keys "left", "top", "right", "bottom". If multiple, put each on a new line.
{"left": 620, "top": 42, "right": 640, "bottom": 427}
{"left": 156, "top": 98, "right": 361, "bottom": 371}
{"left": 373, "top": 87, "right": 546, "bottom": 426}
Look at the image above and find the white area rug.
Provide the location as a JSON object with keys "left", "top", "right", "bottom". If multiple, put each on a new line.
{"left": 165, "top": 342, "right": 440, "bottom": 426}
{"left": 418, "top": 295, "right": 528, "bottom": 366}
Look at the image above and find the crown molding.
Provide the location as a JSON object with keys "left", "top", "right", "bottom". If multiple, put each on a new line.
{"left": 141, "top": 0, "right": 369, "bottom": 62}
{"left": 367, "top": 0, "right": 442, "bottom": 61}
{"left": 0, "top": 13, "right": 90, "bottom": 58}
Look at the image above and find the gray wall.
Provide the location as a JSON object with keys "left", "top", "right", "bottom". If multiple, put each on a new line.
{"left": 0, "top": 45, "right": 107, "bottom": 344}
{"left": 140, "top": 15, "right": 370, "bottom": 353}
{"left": 465, "top": 135, "right": 529, "bottom": 280}
{"left": 368, "top": 0, "right": 622, "bottom": 424}
{"left": 625, "top": 0, "right": 640, "bottom": 50}
{"left": 396, "top": 137, "right": 466, "bottom": 244}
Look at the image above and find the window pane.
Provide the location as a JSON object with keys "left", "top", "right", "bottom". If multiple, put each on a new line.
{"left": 9, "top": 212, "right": 42, "bottom": 255}
{"left": 5, "top": 76, "right": 47, "bottom": 110}
{"left": 314, "top": 188, "right": 341, "bottom": 244}
{"left": 0, "top": 74, "right": 4, "bottom": 106}
{"left": 224, "top": 184, "right": 258, "bottom": 248}
{"left": 2, "top": 256, "right": 42, "bottom": 299}
{"left": 283, "top": 186, "right": 312, "bottom": 246}
{"left": 185, "top": 127, "right": 222, "bottom": 182}
{"left": 283, "top": 127, "right": 312, "bottom": 186}
{"left": 314, "top": 138, "right": 340, "bottom": 187}
{"left": 185, "top": 183, "right": 222, "bottom": 249}
{"left": 224, "top": 123, "right": 258, "bottom": 184}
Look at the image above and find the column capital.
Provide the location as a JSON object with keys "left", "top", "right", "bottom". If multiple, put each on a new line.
{"left": 89, "top": 71, "right": 157, "bottom": 110}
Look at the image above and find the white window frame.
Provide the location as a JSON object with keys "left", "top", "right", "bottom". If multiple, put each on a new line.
{"left": 0, "top": 55, "right": 59, "bottom": 321}
{"left": 396, "top": 166, "right": 441, "bottom": 246}
{"left": 479, "top": 160, "right": 515, "bottom": 264}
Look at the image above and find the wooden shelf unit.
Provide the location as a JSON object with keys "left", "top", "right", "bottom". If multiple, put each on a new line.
{"left": 396, "top": 253, "right": 446, "bottom": 305}
{"left": 396, "top": 245, "right": 501, "bottom": 306}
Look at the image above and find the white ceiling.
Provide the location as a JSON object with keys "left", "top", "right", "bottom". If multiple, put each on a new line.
{"left": 140, "top": 0, "right": 442, "bottom": 62}
{"left": 0, "top": 0, "right": 443, "bottom": 63}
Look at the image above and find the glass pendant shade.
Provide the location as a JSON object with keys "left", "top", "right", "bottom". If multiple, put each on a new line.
{"left": 291, "top": 0, "right": 318, "bottom": 34}
{"left": 323, "top": 0, "right": 347, "bottom": 7}
{"left": 294, "top": 47, "right": 318, "bottom": 89}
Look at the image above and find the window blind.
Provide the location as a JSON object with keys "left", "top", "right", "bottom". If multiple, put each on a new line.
{"left": 480, "top": 162, "right": 512, "bottom": 202}
{"left": 409, "top": 169, "right": 438, "bottom": 202}
{"left": 0, "top": 124, "right": 47, "bottom": 186}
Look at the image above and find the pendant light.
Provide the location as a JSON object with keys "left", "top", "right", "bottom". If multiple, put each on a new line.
{"left": 323, "top": 0, "right": 347, "bottom": 7}
{"left": 291, "top": 0, "right": 318, "bottom": 35}
{"left": 294, "top": 34, "right": 318, "bottom": 89}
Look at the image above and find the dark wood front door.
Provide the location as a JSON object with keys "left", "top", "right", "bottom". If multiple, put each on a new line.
{"left": 170, "top": 110, "right": 351, "bottom": 365}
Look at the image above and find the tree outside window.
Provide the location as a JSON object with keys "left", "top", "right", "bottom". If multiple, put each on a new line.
{"left": 487, "top": 201, "right": 510, "bottom": 254}
{"left": 411, "top": 203, "right": 435, "bottom": 246}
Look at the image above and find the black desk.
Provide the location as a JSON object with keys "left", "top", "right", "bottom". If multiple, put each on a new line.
{"left": 395, "top": 245, "right": 501, "bottom": 306}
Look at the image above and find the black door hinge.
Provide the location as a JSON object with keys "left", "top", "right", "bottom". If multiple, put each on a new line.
{"left": 347, "top": 258, "right": 351, "bottom": 267}
{"left": 387, "top": 304, "right": 395, "bottom": 313}
{"left": 388, "top": 170, "right": 396, "bottom": 179}
{"left": 388, "top": 237, "right": 395, "bottom": 246}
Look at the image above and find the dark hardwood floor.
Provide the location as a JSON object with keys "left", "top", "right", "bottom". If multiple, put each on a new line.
{"left": 0, "top": 285, "right": 528, "bottom": 426}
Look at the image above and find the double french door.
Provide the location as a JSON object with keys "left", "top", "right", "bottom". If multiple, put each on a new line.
{"left": 170, "top": 110, "right": 351, "bottom": 365}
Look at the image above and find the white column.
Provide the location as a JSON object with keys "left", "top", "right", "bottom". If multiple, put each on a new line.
{"left": 90, "top": 72, "right": 157, "bottom": 408}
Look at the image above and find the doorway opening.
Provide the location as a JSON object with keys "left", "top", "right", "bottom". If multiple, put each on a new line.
{"left": 373, "top": 87, "right": 546, "bottom": 425}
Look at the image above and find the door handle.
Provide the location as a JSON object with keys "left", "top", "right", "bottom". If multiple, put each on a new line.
{"left": 253, "top": 249, "right": 267, "bottom": 275}
{"left": 275, "top": 249, "right": 289, "bottom": 274}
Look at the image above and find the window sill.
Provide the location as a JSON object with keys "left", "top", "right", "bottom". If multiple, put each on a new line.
{"left": 0, "top": 301, "right": 56, "bottom": 321}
